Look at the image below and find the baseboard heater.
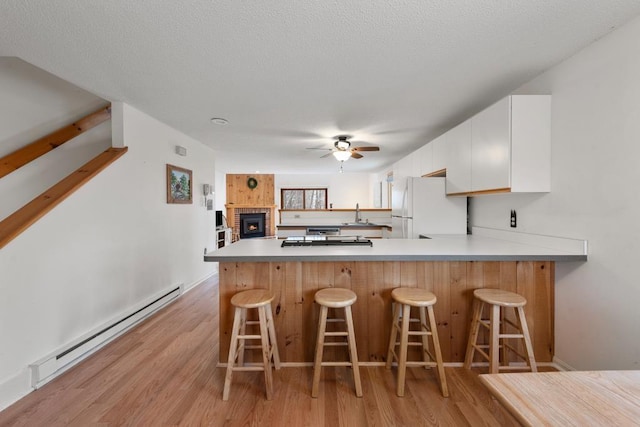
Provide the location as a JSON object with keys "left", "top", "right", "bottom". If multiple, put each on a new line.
{"left": 29, "top": 285, "right": 182, "bottom": 389}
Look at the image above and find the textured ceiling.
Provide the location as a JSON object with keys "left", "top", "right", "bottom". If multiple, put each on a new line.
{"left": 2, "top": 1, "right": 640, "bottom": 174}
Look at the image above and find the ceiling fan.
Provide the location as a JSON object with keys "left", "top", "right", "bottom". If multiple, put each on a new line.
{"left": 308, "top": 135, "right": 380, "bottom": 161}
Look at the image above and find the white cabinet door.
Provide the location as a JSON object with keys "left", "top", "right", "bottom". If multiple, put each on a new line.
{"left": 415, "top": 143, "right": 433, "bottom": 177}
{"left": 471, "top": 96, "right": 511, "bottom": 192}
{"left": 469, "top": 95, "right": 550, "bottom": 193}
{"left": 445, "top": 120, "right": 472, "bottom": 194}
{"left": 431, "top": 133, "right": 448, "bottom": 173}
{"left": 510, "top": 95, "right": 551, "bottom": 192}
{"left": 392, "top": 160, "right": 407, "bottom": 213}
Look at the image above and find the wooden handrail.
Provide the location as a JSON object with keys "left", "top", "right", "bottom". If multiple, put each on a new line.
{"left": 0, "top": 147, "right": 128, "bottom": 249}
{"left": 0, "top": 105, "right": 112, "bottom": 179}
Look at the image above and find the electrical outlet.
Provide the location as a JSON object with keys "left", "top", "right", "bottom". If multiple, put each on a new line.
{"left": 510, "top": 210, "right": 517, "bottom": 228}
{"left": 204, "top": 247, "right": 207, "bottom": 255}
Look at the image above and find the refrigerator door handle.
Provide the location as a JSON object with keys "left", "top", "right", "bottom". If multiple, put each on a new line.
{"left": 401, "top": 185, "right": 408, "bottom": 218}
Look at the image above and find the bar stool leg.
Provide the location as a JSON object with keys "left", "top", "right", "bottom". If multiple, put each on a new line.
{"left": 397, "top": 304, "right": 411, "bottom": 397}
{"left": 516, "top": 306, "right": 538, "bottom": 372}
{"left": 464, "top": 299, "right": 482, "bottom": 369}
{"left": 312, "top": 305, "right": 328, "bottom": 398}
{"left": 500, "top": 307, "right": 509, "bottom": 367}
{"left": 344, "top": 305, "right": 363, "bottom": 397}
{"left": 223, "top": 306, "right": 242, "bottom": 401}
{"left": 489, "top": 304, "right": 500, "bottom": 374}
{"left": 426, "top": 305, "right": 449, "bottom": 397}
{"left": 257, "top": 306, "right": 274, "bottom": 400}
{"left": 419, "top": 306, "right": 430, "bottom": 367}
{"left": 237, "top": 307, "right": 247, "bottom": 367}
{"left": 265, "top": 302, "right": 281, "bottom": 370}
{"left": 385, "top": 302, "right": 400, "bottom": 369}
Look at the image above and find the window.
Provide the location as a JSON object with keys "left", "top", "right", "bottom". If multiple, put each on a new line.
{"left": 281, "top": 188, "right": 327, "bottom": 209}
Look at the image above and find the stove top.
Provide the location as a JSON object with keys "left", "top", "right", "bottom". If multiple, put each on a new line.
{"left": 281, "top": 236, "right": 373, "bottom": 247}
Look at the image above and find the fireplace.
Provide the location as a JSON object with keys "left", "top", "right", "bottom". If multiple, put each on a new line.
{"left": 226, "top": 205, "right": 276, "bottom": 242}
{"left": 239, "top": 213, "right": 266, "bottom": 239}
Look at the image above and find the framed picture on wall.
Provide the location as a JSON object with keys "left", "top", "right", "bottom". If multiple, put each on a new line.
{"left": 166, "top": 164, "right": 192, "bottom": 204}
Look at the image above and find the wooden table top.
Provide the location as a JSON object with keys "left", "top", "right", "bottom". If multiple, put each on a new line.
{"left": 479, "top": 370, "right": 640, "bottom": 426}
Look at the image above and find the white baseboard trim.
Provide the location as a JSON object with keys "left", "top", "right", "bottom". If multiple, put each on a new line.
{"left": 1, "top": 272, "right": 216, "bottom": 412}
{"left": 29, "top": 284, "right": 182, "bottom": 390}
{"left": 552, "top": 357, "right": 576, "bottom": 371}
{"left": 0, "top": 369, "right": 31, "bottom": 412}
{"left": 182, "top": 268, "right": 218, "bottom": 295}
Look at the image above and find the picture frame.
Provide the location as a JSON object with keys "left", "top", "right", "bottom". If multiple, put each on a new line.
{"left": 166, "top": 164, "right": 192, "bottom": 204}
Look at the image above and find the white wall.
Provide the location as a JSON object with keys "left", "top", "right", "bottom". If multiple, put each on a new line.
{"left": 275, "top": 173, "right": 375, "bottom": 209}
{"left": 471, "top": 16, "right": 640, "bottom": 370}
{"left": 214, "top": 169, "right": 226, "bottom": 215}
{"left": 0, "top": 58, "right": 111, "bottom": 219}
{"left": 0, "top": 95, "right": 217, "bottom": 407}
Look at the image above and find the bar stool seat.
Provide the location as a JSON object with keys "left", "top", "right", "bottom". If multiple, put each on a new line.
{"left": 312, "top": 288, "right": 362, "bottom": 398}
{"left": 385, "top": 288, "right": 448, "bottom": 397}
{"left": 464, "top": 288, "right": 537, "bottom": 374}
{"left": 223, "top": 289, "right": 281, "bottom": 401}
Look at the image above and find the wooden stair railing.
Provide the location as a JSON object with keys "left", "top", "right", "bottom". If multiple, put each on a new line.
{"left": 0, "top": 105, "right": 112, "bottom": 179}
{"left": 0, "top": 103, "right": 127, "bottom": 249}
{"left": 0, "top": 147, "right": 128, "bottom": 249}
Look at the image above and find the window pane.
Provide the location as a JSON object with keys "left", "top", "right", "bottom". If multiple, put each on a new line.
{"left": 305, "top": 189, "right": 326, "bottom": 209}
{"left": 283, "top": 189, "right": 303, "bottom": 209}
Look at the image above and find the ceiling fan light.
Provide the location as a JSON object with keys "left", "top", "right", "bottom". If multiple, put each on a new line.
{"left": 335, "top": 140, "right": 350, "bottom": 150}
{"left": 333, "top": 150, "right": 351, "bottom": 162}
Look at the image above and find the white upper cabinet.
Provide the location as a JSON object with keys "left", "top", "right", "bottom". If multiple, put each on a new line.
{"left": 415, "top": 143, "right": 433, "bottom": 176}
{"left": 471, "top": 95, "right": 550, "bottom": 193}
{"left": 394, "top": 94, "right": 550, "bottom": 198}
{"left": 441, "top": 94, "right": 550, "bottom": 195}
{"left": 431, "top": 133, "right": 448, "bottom": 173}
{"left": 509, "top": 95, "right": 551, "bottom": 192}
{"left": 471, "top": 97, "right": 511, "bottom": 191}
{"left": 445, "top": 120, "right": 472, "bottom": 194}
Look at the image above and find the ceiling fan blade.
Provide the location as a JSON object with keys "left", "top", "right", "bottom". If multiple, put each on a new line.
{"left": 320, "top": 152, "right": 334, "bottom": 158}
{"left": 352, "top": 146, "right": 380, "bottom": 152}
{"left": 350, "top": 152, "right": 363, "bottom": 159}
{"left": 306, "top": 147, "right": 333, "bottom": 151}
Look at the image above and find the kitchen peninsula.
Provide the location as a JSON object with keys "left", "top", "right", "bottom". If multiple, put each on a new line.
{"left": 204, "top": 231, "right": 586, "bottom": 365}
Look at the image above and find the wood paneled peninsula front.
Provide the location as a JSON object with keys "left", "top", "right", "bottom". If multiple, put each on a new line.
{"left": 204, "top": 235, "right": 586, "bottom": 365}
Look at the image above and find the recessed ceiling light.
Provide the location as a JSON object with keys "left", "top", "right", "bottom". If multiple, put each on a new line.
{"left": 210, "top": 117, "right": 228, "bottom": 125}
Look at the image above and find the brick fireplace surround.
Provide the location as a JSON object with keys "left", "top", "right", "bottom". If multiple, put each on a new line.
{"left": 225, "top": 205, "right": 276, "bottom": 241}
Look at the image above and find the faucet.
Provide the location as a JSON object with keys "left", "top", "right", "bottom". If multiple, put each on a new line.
{"left": 355, "top": 203, "right": 361, "bottom": 223}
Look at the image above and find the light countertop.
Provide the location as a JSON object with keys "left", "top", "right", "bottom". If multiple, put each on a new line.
{"left": 204, "top": 234, "right": 587, "bottom": 263}
{"left": 277, "top": 224, "right": 391, "bottom": 228}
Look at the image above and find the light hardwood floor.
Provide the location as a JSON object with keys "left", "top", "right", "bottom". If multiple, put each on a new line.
{"left": 0, "top": 274, "right": 527, "bottom": 426}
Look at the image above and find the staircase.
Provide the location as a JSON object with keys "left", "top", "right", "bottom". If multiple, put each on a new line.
{"left": 0, "top": 104, "right": 127, "bottom": 249}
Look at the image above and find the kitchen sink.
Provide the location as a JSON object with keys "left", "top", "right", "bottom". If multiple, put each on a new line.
{"left": 341, "top": 222, "right": 378, "bottom": 226}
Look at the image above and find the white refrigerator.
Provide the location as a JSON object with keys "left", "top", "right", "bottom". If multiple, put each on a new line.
{"left": 391, "top": 177, "right": 467, "bottom": 238}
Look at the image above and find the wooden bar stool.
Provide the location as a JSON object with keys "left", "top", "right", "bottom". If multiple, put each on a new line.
{"left": 223, "top": 289, "right": 281, "bottom": 401}
{"left": 312, "top": 288, "right": 362, "bottom": 398}
{"left": 385, "top": 288, "right": 449, "bottom": 397}
{"left": 464, "top": 288, "right": 537, "bottom": 374}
